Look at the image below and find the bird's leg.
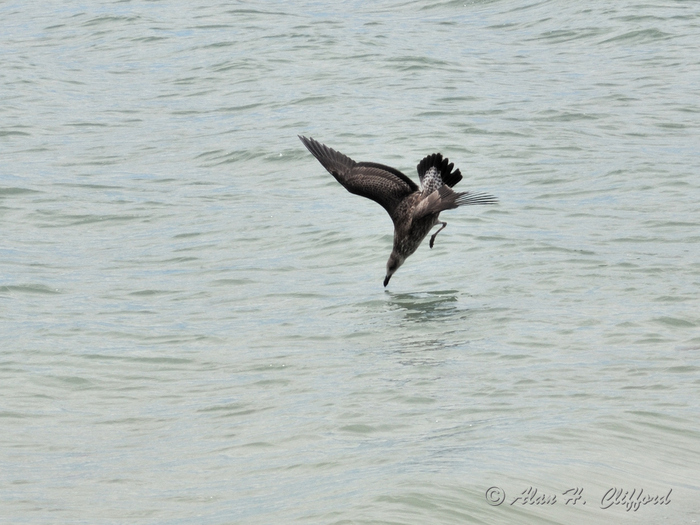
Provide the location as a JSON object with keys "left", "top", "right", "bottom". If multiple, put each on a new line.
{"left": 429, "top": 222, "right": 447, "bottom": 249}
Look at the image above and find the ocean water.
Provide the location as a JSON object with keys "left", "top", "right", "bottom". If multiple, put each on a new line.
{"left": 2, "top": 1, "right": 700, "bottom": 523}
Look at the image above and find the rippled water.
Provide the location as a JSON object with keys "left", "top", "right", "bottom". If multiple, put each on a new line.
{"left": 2, "top": 1, "right": 700, "bottom": 523}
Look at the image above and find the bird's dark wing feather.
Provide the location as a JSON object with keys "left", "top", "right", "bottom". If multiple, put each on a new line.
{"left": 299, "top": 136, "right": 418, "bottom": 219}
{"left": 413, "top": 186, "right": 498, "bottom": 220}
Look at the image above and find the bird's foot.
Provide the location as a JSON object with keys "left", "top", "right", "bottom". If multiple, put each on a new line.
{"left": 429, "top": 222, "right": 447, "bottom": 249}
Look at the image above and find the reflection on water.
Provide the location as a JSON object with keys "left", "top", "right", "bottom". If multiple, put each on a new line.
{"left": 385, "top": 289, "right": 461, "bottom": 322}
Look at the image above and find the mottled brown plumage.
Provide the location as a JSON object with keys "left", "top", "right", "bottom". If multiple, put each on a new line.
{"left": 299, "top": 136, "right": 496, "bottom": 286}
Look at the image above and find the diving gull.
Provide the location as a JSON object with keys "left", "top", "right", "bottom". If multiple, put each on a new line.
{"left": 299, "top": 136, "right": 497, "bottom": 286}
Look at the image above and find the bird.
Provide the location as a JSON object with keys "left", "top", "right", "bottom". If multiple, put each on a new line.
{"left": 299, "top": 136, "right": 496, "bottom": 286}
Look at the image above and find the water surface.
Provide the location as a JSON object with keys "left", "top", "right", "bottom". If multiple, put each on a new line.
{"left": 2, "top": 1, "right": 700, "bottom": 523}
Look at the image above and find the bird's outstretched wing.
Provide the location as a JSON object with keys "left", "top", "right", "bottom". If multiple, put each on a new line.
{"left": 413, "top": 186, "right": 498, "bottom": 220}
{"left": 299, "top": 136, "right": 419, "bottom": 219}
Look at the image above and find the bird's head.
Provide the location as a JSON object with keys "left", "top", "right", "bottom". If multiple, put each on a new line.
{"left": 384, "top": 253, "right": 405, "bottom": 287}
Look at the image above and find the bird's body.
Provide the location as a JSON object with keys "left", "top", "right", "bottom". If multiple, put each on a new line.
{"left": 299, "top": 136, "right": 496, "bottom": 286}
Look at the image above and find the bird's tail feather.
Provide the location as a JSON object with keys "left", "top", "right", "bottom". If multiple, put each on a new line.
{"left": 417, "top": 153, "right": 463, "bottom": 188}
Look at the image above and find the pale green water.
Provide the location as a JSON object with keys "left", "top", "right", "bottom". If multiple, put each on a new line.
{"left": 2, "top": 1, "right": 700, "bottom": 523}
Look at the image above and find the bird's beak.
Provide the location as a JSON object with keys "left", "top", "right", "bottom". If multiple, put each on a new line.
{"left": 384, "top": 275, "right": 391, "bottom": 287}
